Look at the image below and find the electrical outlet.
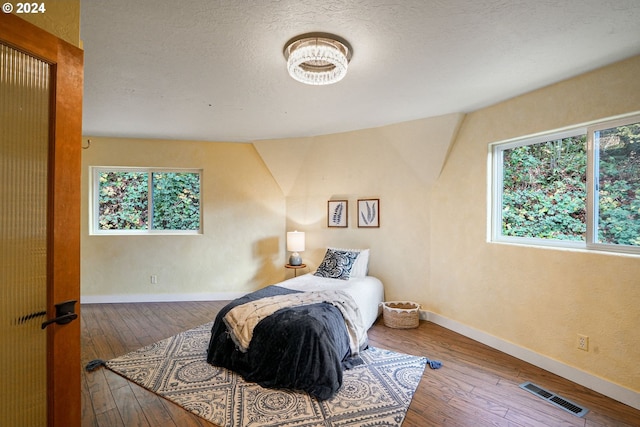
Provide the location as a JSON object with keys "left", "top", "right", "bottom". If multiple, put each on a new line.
{"left": 577, "top": 334, "right": 589, "bottom": 351}
{"left": 150, "top": 275, "right": 158, "bottom": 284}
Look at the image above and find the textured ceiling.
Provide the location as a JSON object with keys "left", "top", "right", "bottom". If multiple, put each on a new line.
{"left": 81, "top": 0, "right": 640, "bottom": 142}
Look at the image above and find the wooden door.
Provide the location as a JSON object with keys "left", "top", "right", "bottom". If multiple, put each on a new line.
{"left": 0, "top": 13, "right": 83, "bottom": 427}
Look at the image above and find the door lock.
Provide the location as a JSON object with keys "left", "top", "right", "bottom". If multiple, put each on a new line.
{"left": 41, "top": 300, "right": 78, "bottom": 329}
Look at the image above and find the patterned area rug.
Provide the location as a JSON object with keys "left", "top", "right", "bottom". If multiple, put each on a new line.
{"left": 105, "top": 322, "right": 429, "bottom": 427}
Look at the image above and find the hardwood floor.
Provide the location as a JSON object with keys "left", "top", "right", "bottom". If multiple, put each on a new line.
{"left": 81, "top": 302, "right": 639, "bottom": 427}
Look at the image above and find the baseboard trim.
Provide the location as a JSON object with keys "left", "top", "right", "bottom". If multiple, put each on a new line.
{"left": 421, "top": 310, "right": 639, "bottom": 411}
{"left": 81, "top": 292, "right": 246, "bottom": 304}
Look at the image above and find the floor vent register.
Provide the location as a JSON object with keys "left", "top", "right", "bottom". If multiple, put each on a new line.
{"left": 519, "top": 381, "right": 589, "bottom": 418}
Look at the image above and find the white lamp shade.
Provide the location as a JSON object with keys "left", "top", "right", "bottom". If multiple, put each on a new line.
{"left": 286, "top": 231, "right": 305, "bottom": 252}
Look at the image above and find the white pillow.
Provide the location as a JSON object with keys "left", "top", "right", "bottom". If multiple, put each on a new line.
{"left": 328, "top": 247, "right": 369, "bottom": 278}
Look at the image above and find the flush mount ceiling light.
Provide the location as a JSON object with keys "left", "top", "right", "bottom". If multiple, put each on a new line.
{"left": 284, "top": 33, "right": 352, "bottom": 85}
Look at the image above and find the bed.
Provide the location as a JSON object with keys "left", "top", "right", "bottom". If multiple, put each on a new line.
{"left": 206, "top": 248, "right": 384, "bottom": 400}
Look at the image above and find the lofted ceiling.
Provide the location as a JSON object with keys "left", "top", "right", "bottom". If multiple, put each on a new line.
{"left": 81, "top": 0, "right": 640, "bottom": 142}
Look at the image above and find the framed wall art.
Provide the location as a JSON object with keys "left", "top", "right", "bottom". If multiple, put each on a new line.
{"left": 357, "top": 198, "right": 380, "bottom": 228}
{"left": 327, "top": 200, "right": 348, "bottom": 227}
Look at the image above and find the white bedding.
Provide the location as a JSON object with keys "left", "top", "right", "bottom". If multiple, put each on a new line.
{"left": 277, "top": 273, "right": 385, "bottom": 329}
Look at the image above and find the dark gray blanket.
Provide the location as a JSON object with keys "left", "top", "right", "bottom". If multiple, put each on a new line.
{"left": 206, "top": 285, "right": 360, "bottom": 400}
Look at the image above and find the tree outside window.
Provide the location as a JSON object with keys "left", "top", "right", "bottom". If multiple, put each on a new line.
{"left": 594, "top": 122, "right": 640, "bottom": 246}
{"left": 501, "top": 136, "right": 587, "bottom": 241}
{"left": 94, "top": 168, "right": 201, "bottom": 234}
{"left": 492, "top": 114, "right": 640, "bottom": 254}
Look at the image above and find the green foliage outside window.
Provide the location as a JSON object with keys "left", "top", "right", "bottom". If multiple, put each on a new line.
{"left": 98, "top": 171, "right": 148, "bottom": 230}
{"left": 596, "top": 123, "right": 640, "bottom": 246}
{"left": 97, "top": 170, "right": 200, "bottom": 232}
{"left": 152, "top": 172, "right": 200, "bottom": 230}
{"left": 500, "top": 121, "right": 640, "bottom": 247}
{"left": 502, "top": 136, "right": 587, "bottom": 241}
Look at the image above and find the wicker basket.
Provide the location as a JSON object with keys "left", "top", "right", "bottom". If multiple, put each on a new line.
{"left": 381, "top": 301, "right": 420, "bottom": 329}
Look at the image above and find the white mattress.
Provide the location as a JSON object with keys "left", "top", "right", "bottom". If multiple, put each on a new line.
{"left": 278, "top": 273, "right": 385, "bottom": 329}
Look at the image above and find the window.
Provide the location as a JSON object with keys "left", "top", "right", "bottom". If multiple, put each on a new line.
{"left": 491, "top": 113, "right": 640, "bottom": 255}
{"left": 591, "top": 118, "right": 640, "bottom": 248}
{"left": 91, "top": 167, "right": 202, "bottom": 234}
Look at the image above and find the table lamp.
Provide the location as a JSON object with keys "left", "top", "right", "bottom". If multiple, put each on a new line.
{"left": 286, "top": 231, "right": 305, "bottom": 266}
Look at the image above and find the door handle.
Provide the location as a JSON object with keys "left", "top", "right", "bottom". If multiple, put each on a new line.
{"left": 41, "top": 300, "right": 78, "bottom": 329}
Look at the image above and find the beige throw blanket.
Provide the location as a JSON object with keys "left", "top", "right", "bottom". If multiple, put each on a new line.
{"left": 223, "top": 290, "right": 367, "bottom": 356}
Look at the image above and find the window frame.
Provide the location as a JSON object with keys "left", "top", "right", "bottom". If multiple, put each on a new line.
{"left": 90, "top": 166, "right": 203, "bottom": 236}
{"left": 490, "top": 112, "right": 640, "bottom": 256}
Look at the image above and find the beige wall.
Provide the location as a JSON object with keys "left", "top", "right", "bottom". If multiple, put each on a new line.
{"left": 254, "top": 113, "right": 464, "bottom": 292}
{"left": 430, "top": 56, "right": 640, "bottom": 394}
{"left": 14, "top": 0, "right": 81, "bottom": 47}
{"left": 81, "top": 137, "right": 285, "bottom": 300}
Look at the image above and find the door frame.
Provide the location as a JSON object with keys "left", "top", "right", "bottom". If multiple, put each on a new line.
{"left": 0, "top": 13, "right": 83, "bottom": 427}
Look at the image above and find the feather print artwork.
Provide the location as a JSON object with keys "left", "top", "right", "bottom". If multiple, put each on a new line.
{"left": 328, "top": 201, "right": 347, "bottom": 227}
{"left": 361, "top": 201, "right": 376, "bottom": 224}
{"left": 332, "top": 203, "right": 343, "bottom": 225}
{"left": 358, "top": 199, "right": 379, "bottom": 227}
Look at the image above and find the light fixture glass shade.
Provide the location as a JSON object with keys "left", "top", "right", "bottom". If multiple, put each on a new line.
{"left": 284, "top": 34, "right": 352, "bottom": 85}
{"left": 286, "top": 231, "right": 305, "bottom": 265}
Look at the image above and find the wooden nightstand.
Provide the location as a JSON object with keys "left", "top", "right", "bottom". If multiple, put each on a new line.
{"left": 285, "top": 263, "right": 307, "bottom": 277}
